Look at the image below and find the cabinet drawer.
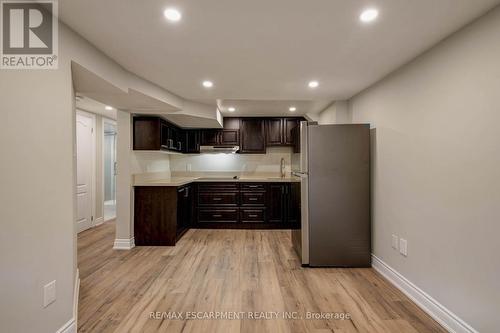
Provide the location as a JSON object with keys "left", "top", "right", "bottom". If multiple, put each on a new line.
{"left": 198, "top": 209, "right": 238, "bottom": 222}
{"left": 198, "top": 183, "right": 239, "bottom": 192}
{"left": 241, "top": 192, "right": 266, "bottom": 205}
{"left": 199, "top": 192, "right": 238, "bottom": 206}
{"left": 240, "top": 209, "right": 266, "bottom": 222}
{"left": 241, "top": 183, "right": 266, "bottom": 192}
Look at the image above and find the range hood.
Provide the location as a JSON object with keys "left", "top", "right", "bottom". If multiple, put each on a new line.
{"left": 199, "top": 145, "right": 240, "bottom": 154}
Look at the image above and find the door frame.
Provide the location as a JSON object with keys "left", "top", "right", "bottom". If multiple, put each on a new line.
{"left": 76, "top": 109, "right": 97, "bottom": 231}
{"left": 102, "top": 117, "right": 117, "bottom": 222}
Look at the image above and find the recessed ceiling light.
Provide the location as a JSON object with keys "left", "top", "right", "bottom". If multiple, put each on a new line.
{"left": 308, "top": 81, "right": 319, "bottom": 88}
{"left": 360, "top": 8, "right": 379, "bottom": 23}
{"left": 202, "top": 80, "right": 214, "bottom": 88}
{"left": 289, "top": 106, "right": 297, "bottom": 112}
{"left": 228, "top": 107, "right": 236, "bottom": 112}
{"left": 105, "top": 106, "right": 113, "bottom": 111}
{"left": 164, "top": 8, "right": 182, "bottom": 22}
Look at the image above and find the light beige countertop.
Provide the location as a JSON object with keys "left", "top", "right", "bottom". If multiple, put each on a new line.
{"left": 133, "top": 172, "right": 299, "bottom": 187}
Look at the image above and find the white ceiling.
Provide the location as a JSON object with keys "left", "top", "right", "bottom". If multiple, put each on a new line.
{"left": 60, "top": 0, "right": 499, "bottom": 116}
{"left": 76, "top": 96, "right": 117, "bottom": 120}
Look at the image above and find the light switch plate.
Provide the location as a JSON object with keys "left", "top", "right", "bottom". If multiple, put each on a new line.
{"left": 399, "top": 239, "right": 408, "bottom": 257}
{"left": 391, "top": 234, "right": 399, "bottom": 250}
{"left": 43, "top": 280, "right": 56, "bottom": 307}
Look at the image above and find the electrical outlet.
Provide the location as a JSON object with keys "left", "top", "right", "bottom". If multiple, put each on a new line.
{"left": 43, "top": 280, "right": 56, "bottom": 307}
{"left": 391, "top": 234, "right": 399, "bottom": 250}
{"left": 399, "top": 238, "right": 408, "bottom": 257}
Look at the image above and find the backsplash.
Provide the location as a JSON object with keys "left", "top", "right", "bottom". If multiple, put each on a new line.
{"left": 169, "top": 147, "right": 292, "bottom": 174}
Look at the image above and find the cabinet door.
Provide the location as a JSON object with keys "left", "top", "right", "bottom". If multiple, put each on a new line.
{"left": 284, "top": 118, "right": 300, "bottom": 145}
{"left": 177, "top": 185, "right": 193, "bottom": 235}
{"left": 185, "top": 130, "right": 200, "bottom": 153}
{"left": 267, "top": 184, "right": 285, "bottom": 223}
{"left": 201, "top": 130, "right": 220, "bottom": 146}
{"left": 287, "top": 182, "right": 300, "bottom": 227}
{"left": 240, "top": 118, "right": 266, "bottom": 153}
{"left": 266, "top": 118, "right": 284, "bottom": 146}
{"left": 220, "top": 130, "right": 239, "bottom": 145}
{"left": 133, "top": 117, "right": 161, "bottom": 150}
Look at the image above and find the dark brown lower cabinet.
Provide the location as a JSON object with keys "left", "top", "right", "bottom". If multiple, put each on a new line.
{"left": 134, "top": 181, "right": 299, "bottom": 246}
{"left": 134, "top": 184, "right": 192, "bottom": 246}
{"left": 194, "top": 182, "right": 296, "bottom": 229}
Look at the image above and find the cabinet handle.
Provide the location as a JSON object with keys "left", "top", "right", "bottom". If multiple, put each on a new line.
{"left": 213, "top": 198, "right": 222, "bottom": 201}
{"left": 248, "top": 185, "right": 258, "bottom": 188}
{"left": 249, "top": 198, "right": 258, "bottom": 201}
{"left": 213, "top": 214, "right": 222, "bottom": 218}
{"left": 249, "top": 214, "right": 258, "bottom": 218}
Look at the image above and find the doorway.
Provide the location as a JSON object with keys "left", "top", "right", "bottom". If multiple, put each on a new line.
{"left": 76, "top": 111, "right": 96, "bottom": 233}
{"left": 103, "top": 119, "right": 117, "bottom": 221}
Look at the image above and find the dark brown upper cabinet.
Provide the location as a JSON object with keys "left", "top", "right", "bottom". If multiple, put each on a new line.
{"left": 134, "top": 117, "right": 162, "bottom": 150}
{"left": 200, "top": 130, "right": 220, "bottom": 146}
{"left": 200, "top": 117, "right": 240, "bottom": 146}
{"left": 133, "top": 116, "right": 184, "bottom": 152}
{"left": 284, "top": 118, "right": 301, "bottom": 145}
{"left": 184, "top": 130, "right": 200, "bottom": 154}
{"left": 265, "top": 117, "right": 301, "bottom": 146}
{"left": 240, "top": 118, "right": 266, "bottom": 154}
{"left": 265, "top": 118, "right": 284, "bottom": 146}
{"left": 221, "top": 117, "right": 240, "bottom": 146}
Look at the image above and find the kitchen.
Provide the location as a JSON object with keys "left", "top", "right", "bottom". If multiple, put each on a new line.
{"left": 3, "top": 1, "right": 499, "bottom": 332}
{"left": 132, "top": 115, "right": 370, "bottom": 267}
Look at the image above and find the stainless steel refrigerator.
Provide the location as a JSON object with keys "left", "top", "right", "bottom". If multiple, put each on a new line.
{"left": 291, "top": 122, "right": 371, "bottom": 267}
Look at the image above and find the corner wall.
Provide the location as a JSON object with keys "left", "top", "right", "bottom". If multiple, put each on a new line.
{"left": 349, "top": 7, "right": 500, "bottom": 332}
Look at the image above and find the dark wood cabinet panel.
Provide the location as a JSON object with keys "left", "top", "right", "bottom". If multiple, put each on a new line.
{"left": 287, "top": 182, "right": 301, "bottom": 227}
{"left": 266, "top": 118, "right": 284, "bottom": 146}
{"left": 134, "top": 117, "right": 161, "bottom": 150}
{"left": 198, "top": 209, "right": 239, "bottom": 223}
{"left": 240, "top": 118, "right": 266, "bottom": 154}
{"left": 241, "top": 192, "right": 266, "bottom": 206}
{"left": 223, "top": 117, "right": 240, "bottom": 130}
{"left": 177, "top": 185, "right": 193, "bottom": 238}
{"left": 200, "top": 129, "right": 220, "bottom": 146}
{"left": 267, "top": 184, "right": 286, "bottom": 223}
{"left": 220, "top": 130, "right": 239, "bottom": 145}
{"left": 198, "top": 192, "right": 239, "bottom": 206}
{"left": 241, "top": 183, "right": 266, "bottom": 191}
{"left": 184, "top": 130, "right": 200, "bottom": 154}
{"left": 240, "top": 208, "right": 266, "bottom": 223}
{"left": 134, "top": 186, "right": 178, "bottom": 246}
{"left": 284, "top": 118, "right": 300, "bottom": 145}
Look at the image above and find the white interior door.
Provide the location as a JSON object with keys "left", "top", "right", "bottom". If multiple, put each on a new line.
{"left": 76, "top": 112, "right": 94, "bottom": 233}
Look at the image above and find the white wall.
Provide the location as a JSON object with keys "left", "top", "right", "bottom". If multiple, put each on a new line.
{"left": 317, "top": 101, "right": 350, "bottom": 125}
{"left": 349, "top": 7, "right": 500, "bottom": 333}
{"left": 0, "top": 17, "right": 194, "bottom": 332}
{"left": 0, "top": 37, "right": 75, "bottom": 333}
{"left": 170, "top": 147, "right": 292, "bottom": 174}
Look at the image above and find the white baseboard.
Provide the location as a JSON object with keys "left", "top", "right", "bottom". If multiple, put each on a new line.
{"left": 94, "top": 217, "right": 104, "bottom": 226}
{"left": 113, "top": 237, "right": 135, "bottom": 250}
{"left": 56, "top": 318, "right": 76, "bottom": 333}
{"left": 56, "top": 269, "right": 79, "bottom": 333}
{"left": 371, "top": 255, "right": 478, "bottom": 333}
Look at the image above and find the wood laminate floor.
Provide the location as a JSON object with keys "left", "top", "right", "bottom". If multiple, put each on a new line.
{"left": 78, "top": 221, "right": 446, "bottom": 333}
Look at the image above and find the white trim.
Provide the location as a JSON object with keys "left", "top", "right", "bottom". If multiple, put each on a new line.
{"left": 55, "top": 318, "right": 76, "bottom": 333}
{"left": 94, "top": 216, "right": 104, "bottom": 226}
{"left": 73, "top": 269, "right": 80, "bottom": 329}
{"left": 371, "top": 255, "right": 478, "bottom": 333}
{"left": 113, "top": 237, "right": 135, "bottom": 250}
{"left": 56, "top": 269, "right": 80, "bottom": 333}
{"left": 76, "top": 110, "right": 97, "bottom": 230}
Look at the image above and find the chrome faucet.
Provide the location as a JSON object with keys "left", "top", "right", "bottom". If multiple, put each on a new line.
{"left": 280, "top": 157, "right": 286, "bottom": 178}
